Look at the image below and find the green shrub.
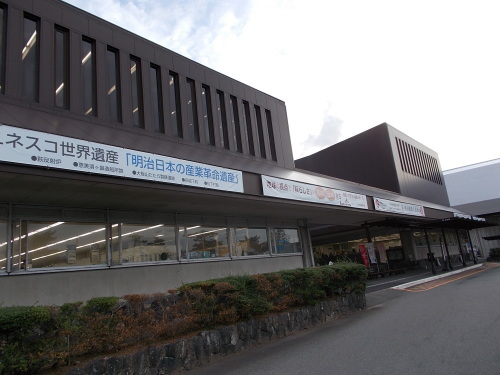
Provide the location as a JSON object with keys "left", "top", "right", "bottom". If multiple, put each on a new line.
{"left": 82, "top": 296, "right": 119, "bottom": 315}
{"left": 0, "top": 264, "right": 367, "bottom": 374}
{"left": 0, "top": 306, "right": 55, "bottom": 373}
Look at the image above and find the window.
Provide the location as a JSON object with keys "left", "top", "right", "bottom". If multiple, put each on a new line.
{"left": 54, "top": 27, "right": 69, "bottom": 109}
{"left": 106, "top": 47, "right": 121, "bottom": 122}
{"left": 216, "top": 90, "right": 229, "bottom": 149}
{"left": 150, "top": 64, "right": 164, "bottom": 132}
{"left": 186, "top": 79, "right": 200, "bottom": 142}
{"left": 231, "top": 227, "right": 269, "bottom": 257}
{"left": 130, "top": 56, "right": 144, "bottom": 127}
{"left": 169, "top": 72, "right": 182, "bottom": 137}
{"left": 229, "top": 96, "right": 243, "bottom": 153}
{"left": 0, "top": 5, "right": 7, "bottom": 94}
{"left": 265, "top": 110, "right": 277, "bottom": 161}
{"left": 22, "top": 14, "right": 39, "bottom": 101}
{"left": 114, "top": 224, "right": 177, "bottom": 264}
{"left": 183, "top": 226, "right": 229, "bottom": 259}
{"left": 0, "top": 220, "right": 6, "bottom": 271}
{"left": 243, "top": 101, "right": 255, "bottom": 156}
{"left": 82, "top": 37, "right": 96, "bottom": 116}
{"left": 11, "top": 221, "right": 107, "bottom": 270}
{"left": 254, "top": 105, "right": 266, "bottom": 158}
{"left": 272, "top": 228, "right": 301, "bottom": 254}
{"left": 201, "top": 84, "right": 215, "bottom": 146}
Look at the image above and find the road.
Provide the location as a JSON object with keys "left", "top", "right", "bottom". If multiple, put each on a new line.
{"left": 185, "top": 263, "right": 500, "bottom": 375}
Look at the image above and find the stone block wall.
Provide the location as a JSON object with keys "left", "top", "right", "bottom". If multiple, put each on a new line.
{"left": 66, "top": 294, "right": 366, "bottom": 374}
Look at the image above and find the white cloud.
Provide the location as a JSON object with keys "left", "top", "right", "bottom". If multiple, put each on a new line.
{"left": 63, "top": 0, "right": 500, "bottom": 170}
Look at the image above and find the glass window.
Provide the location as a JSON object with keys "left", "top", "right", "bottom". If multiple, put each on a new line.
{"left": 169, "top": 72, "right": 182, "bottom": 137}
{"left": 107, "top": 47, "right": 121, "bottom": 122}
{"left": 118, "top": 224, "right": 177, "bottom": 264}
{"left": 254, "top": 105, "right": 266, "bottom": 158}
{"left": 130, "top": 56, "right": 144, "bottom": 128}
{"left": 272, "top": 228, "right": 301, "bottom": 254}
{"left": 54, "top": 27, "right": 69, "bottom": 109}
{"left": 186, "top": 79, "right": 200, "bottom": 142}
{"left": 216, "top": 90, "right": 229, "bottom": 149}
{"left": 13, "top": 221, "right": 107, "bottom": 269}
{"left": 82, "top": 37, "right": 96, "bottom": 116}
{"left": 110, "top": 223, "right": 120, "bottom": 265}
{"left": 150, "top": 64, "right": 164, "bottom": 133}
{"left": 229, "top": 96, "right": 243, "bottom": 153}
{"left": 231, "top": 227, "right": 269, "bottom": 257}
{"left": 0, "top": 6, "right": 7, "bottom": 94}
{"left": 243, "top": 101, "right": 255, "bottom": 156}
{"left": 183, "top": 225, "right": 229, "bottom": 259}
{"left": 445, "top": 230, "right": 457, "bottom": 246}
{"left": 201, "top": 84, "right": 215, "bottom": 146}
{"left": 265, "top": 109, "right": 277, "bottom": 161}
{"left": 0, "top": 220, "right": 6, "bottom": 271}
{"left": 22, "top": 15, "right": 39, "bottom": 101}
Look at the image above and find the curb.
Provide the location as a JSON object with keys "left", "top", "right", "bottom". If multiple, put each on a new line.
{"left": 391, "top": 263, "right": 485, "bottom": 290}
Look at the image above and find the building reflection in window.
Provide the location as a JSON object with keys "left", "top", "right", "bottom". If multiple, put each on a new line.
{"left": 116, "top": 224, "right": 177, "bottom": 264}
{"left": 22, "top": 15, "right": 39, "bottom": 101}
{"left": 0, "top": 220, "right": 6, "bottom": 271}
{"left": 82, "top": 37, "right": 96, "bottom": 116}
{"left": 231, "top": 227, "right": 268, "bottom": 257}
{"left": 54, "top": 27, "right": 69, "bottom": 109}
{"left": 183, "top": 226, "right": 229, "bottom": 259}
{"left": 107, "top": 47, "right": 122, "bottom": 122}
{"left": 272, "top": 228, "right": 301, "bottom": 254}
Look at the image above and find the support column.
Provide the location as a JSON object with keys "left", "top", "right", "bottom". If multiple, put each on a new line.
{"left": 441, "top": 228, "right": 453, "bottom": 271}
{"left": 456, "top": 229, "right": 467, "bottom": 267}
{"left": 424, "top": 228, "right": 437, "bottom": 275}
{"left": 300, "top": 219, "right": 315, "bottom": 268}
{"left": 467, "top": 230, "right": 478, "bottom": 265}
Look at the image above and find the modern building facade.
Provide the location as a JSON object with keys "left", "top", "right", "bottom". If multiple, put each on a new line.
{"left": 295, "top": 124, "right": 491, "bottom": 268}
{"left": 0, "top": 0, "right": 486, "bottom": 306}
{"left": 295, "top": 123, "right": 450, "bottom": 206}
{"left": 443, "top": 159, "right": 500, "bottom": 256}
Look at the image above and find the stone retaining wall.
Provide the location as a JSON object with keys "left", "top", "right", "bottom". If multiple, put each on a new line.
{"left": 66, "top": 293, "right": 366, "bottom": 374}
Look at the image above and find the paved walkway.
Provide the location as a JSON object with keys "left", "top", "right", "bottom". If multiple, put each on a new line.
{"left": 393, "top": 261, "right": 499, "bottom": 291}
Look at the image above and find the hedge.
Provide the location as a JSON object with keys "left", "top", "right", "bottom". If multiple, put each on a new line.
{"left": 0, "top": 263, "right": 367, "bottom": 374}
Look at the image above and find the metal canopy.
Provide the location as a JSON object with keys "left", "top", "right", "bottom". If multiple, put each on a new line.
{"left": 421, "top": 217, "right": 496, "bottom": 231}
{"left": 368, "top": 216, "right": 495, "bottom": 231}
{"left": 483, "top": 235, "right": 500, "bottom": 241}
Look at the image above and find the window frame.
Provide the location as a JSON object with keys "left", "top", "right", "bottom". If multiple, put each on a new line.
{"left": 21, "top": 13, "right": 40, "bottom": 102}
{"left": 54, "top": 26, "right": 69, "bottom": 109}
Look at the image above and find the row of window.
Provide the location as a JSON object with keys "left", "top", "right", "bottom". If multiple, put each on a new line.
{"left": 396, "top": 138, "right": 443, "bottom": 185}
{"left": 0, "top": 220, "right": 301, "bottom": 272}
{"left": 0, "top": 4, "right": 277, "bottom": 161}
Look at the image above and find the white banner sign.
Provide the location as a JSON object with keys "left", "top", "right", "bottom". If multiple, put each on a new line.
{"left": 262, "top": 175, "right": 369, "bottom": 209}
{"left": 373, "top": 197, "right": 425, "bottom": 217}
{"left": 0, "top": 124, "right": 244, "bottom": 193}
{"left": 366, "top": 243, "right": 377, "bottom": 264}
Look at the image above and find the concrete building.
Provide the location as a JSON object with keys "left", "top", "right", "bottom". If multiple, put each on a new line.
{"left": 0, "top": 0, "right": 489, "bottom": 306}
{"left": 295, "top": 123, "right": 492, "bottom": 269}
{"left": 443, "top": 159, "right": 500, "bottom": 257}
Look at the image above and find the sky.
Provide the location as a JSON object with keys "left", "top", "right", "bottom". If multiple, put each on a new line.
{"left": 63, "top": 0, "right": 500, "bottom": 171}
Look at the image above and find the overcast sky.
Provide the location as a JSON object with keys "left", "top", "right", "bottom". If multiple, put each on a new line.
{"left": 63, "top": 0, "right": 500, "bottom": 171}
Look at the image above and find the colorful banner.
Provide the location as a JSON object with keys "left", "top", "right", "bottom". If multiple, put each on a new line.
{"left": 377, "top": 243, "right": 388, "bottom": 263}
{"left": 262, "top": 175, "right": 369, "bottom": 209}
{"left": 359, "top": 244, "right": 370, "bottom": 267}
{"left": 373, "top": 197, "right": 425, "bottom": 217}
{"left": 0, "top": 124, "right": 244, "bottom": 193}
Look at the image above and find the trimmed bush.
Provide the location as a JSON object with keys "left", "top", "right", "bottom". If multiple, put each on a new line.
{"left": 0, "top": 263, "right": 367, "bottom": 374}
